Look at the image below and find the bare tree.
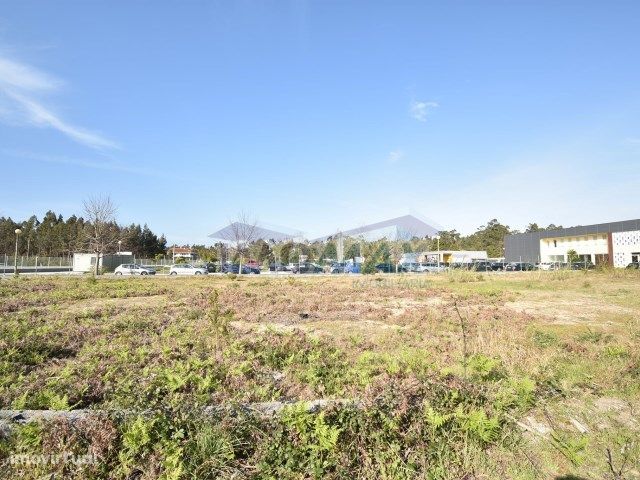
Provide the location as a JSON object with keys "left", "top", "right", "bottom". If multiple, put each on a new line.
{"left": 225, "top": 212, "right": 258, "bottom": 275}
{"left": 83, "top": 195, "right": 118, "bottom": 275}
{"left": 390, "top": 242, "right": 404, "bottom": 273}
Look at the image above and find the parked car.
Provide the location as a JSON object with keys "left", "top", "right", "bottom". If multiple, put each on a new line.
{"left": 536, "top": 262, "right": 554, "bottom": 271}
{"left": 490, "top": 262, "right": 507, "bottom": 271}
{"left": 291, "top": 262, "right": 323, "bottom": 274}
{"left": 570, "top": 261, "right": 595, "bottom": 270}
{"left": 222, "top": 264, "right": 255, "bottom": 274}
{"left": 221, "top": 263, "right": 237, "bottom": 274}
{"left": 448, "top": 263, "right": 469, "bottom": 270}
{"left": 329, "top": 262, "right": 347, "bottom": 274}
{"left": 269, "top": 263, "right": 290, "bottom": 272}
{"left": 245, "top": 260, "right": 260, "bottom": 269}
{"left": 246, "top": 265, "right": 261, "bottom": 274}
{"left": 505, "top": 262, "right": 536, "bottom": 271}
{"left": 399, "top": 262, "right": 420, "bottom": 272}
{"left": 626, "top": 262, "right": 640, "bottom": 269}
{"left": 169, "top": 264, "right": 208, "bottom": 275}
{"left": 114, "top": 264, "right": 156, "bottom": 275}
{"left": 198, "top": 262, "right": 219, "bottom": 273}
{"left": 415, "top": 262, "right": 446, "bottom": 273}
{"left": 470, "top": 261, "right": 493, "bottom": 272}
{"left": 375, "top": 263, "right": 402, "bottom": 273}
{"left": 344, "top": 263, "right": 361, "bottom": 274}
{"left": 549, "top": 262, "right": 569, "bottom": 270}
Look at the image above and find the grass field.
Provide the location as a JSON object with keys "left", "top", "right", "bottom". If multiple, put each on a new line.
{"left": 1, "top": 270, "right": 639, "bottom": 479}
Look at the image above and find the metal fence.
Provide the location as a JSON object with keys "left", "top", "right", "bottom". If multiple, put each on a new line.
{"left": 0, "top": 255, "right": 73, "bottom": 268}
{"left": 0, "top": 255, "right": 183, "bottom": 273}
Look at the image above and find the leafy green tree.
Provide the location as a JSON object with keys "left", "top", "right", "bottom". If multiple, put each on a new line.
{"left": 435, "top": 230, "right": 462, "bottom": 250}
{"left": 321, "top": 241, "right": 337, "bottom": 262}
{"left": 0, "top": 217, "right": 20, "bottom": 255}
{"left": 0, "top": 209, "right": 165, "bottom": 259}
{"left": 344, "top": 243, "right": 359, "bottom": 261}
{"left": 280, "top": 242, "right": 293, "bottom": 264}
{"left": 567, "top": 249, "right": 580, "bottom": 263}
{"left": 250, "top": 240, "right": 271, "bottom": 263}
{"left": 462, "top": 219, "right": 512, "bottom": 257}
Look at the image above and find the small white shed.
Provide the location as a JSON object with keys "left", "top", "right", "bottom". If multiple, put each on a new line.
{"left": 73, "top": 252, "right": 134, "bottom": 273}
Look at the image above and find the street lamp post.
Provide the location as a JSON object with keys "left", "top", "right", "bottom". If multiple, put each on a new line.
{"left": 118, "top": 240, "right": 122, "bottom": 254}
{"left": 434, "top": 235, "right": 441, "bottom": 265}
{"left": 14, "top": 228, "right": 22, "bottom": 276}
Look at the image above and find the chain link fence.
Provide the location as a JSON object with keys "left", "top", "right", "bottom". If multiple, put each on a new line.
{"left": 0, "top": 255, "right": 73, "bottom": 267}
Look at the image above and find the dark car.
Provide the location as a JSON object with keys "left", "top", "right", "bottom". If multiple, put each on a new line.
{"left": 490, "top": 262, "right": 507, "bottom": 271}
{"left": 222, "top": 264, "right": 257, "bottom": 274}
{"left": 470, "top": 261, "right": 493, "bottom": 272}
{"left": 199, "top": 262, "right": 219, "bottom": 273}
{"left": 448, "top": 263, "right": 467, "bottom": 270}
{"left": 376, "top": 263, "right": 402, "bottom": 273}
{"left": 329, "top": 262, "right": 346, "bottom": 274}
{"left": 221, "top": 263, "right": 238, "bottom": 274}
{"left": 505, "top": 262, "right": 536, "bottom": 271}
{"left": 269, "top": 263, "right": 290, "bottom": 272}
{"left": 570, "top": 261, "right": 595, "bottom": 270}
{"left": 292, "top": 262, "right": 323, "bottom": 274}
{"left": 375, "top": 263, "right": 403, "bottom": 273}
{"left": 626, "top": 262, "right": 640, "bottom": 269}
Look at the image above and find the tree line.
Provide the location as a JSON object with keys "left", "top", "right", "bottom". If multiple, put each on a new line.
{"left": 0, "top": 211, "right": 167, "bottom": 258}
{"left": 1, "top": 210, "right": 561, "bottom": 264}
{"left": 190, "top": 219, "right": 563, "bottom": 267}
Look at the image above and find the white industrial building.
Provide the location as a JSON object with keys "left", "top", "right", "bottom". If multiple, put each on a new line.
{"left": 505, "top": 219, "right": 640, "bottom": 267}
{"left": 422, "top": 250, "right": 488, "bottom": 264}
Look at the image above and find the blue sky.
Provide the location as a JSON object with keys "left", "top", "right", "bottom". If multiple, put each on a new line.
{"left": 1, "top": 1, "right": 639, "bottom": 244}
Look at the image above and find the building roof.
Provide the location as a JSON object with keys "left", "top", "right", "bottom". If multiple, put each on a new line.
{"left": 209, "top": 222, "right": 302, "bottom": 244}
{"left": 171, "top": 246, "right": 193, "bottom": 254}
{"left": 504, "top": 218, "right": 640, "bottom": 262}
{"left": 506, "top": 219, "right": 640, "bottom": 241}
{"left": 315, "top": 214, "right": 439, "bottom": 242}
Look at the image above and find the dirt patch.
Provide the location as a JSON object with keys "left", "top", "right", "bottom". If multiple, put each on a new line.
{"left": 504, "top": 296, "right": 634, "bottom": 325}
{"left": 231, "top": 317, "right": 408, "bottom": 338}
{"left": 592, "top": 397, "right": 639, "bottom": 430}
{"left": 63, "top": 295, "right": 167, "bottom": 314}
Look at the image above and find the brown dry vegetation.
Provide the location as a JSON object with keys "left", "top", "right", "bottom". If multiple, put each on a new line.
{"left": 0, "top": 270, "right": 639, "bottom": 479}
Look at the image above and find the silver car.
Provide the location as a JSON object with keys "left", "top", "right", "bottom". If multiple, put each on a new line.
{"left": 415, "top": 262, "right": 447, "bottom": 273}
{"left": 114, "top": 264, "right": 156, "bottom": 275}
{"left": 169, "top": 264, "right": 208, "bottom": 276}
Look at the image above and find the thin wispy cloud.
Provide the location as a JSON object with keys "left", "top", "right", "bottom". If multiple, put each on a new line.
{"left": 409, "top": 100, "right": 438, "bottom": 122}
{"left": 2, "top": 149, "right": 163, "bottom": 178}
{"left": 388, "top": 149, "right": 404, "bottom": 164}
{"left": 0, "top": 55, "right": 117, "bottom": 150}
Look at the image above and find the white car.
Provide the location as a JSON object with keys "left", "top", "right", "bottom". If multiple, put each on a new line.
{"left": 536, "top": 262, "right": 554, "bottom": 271}
{"left": 114, "top": 264, "right": 156, "bottom": 275}
{"left": 415, "top": 262, "right": 447, "bottom": 273}
{"left": 169, "top": 264, "right": 208, "bottom": 276}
